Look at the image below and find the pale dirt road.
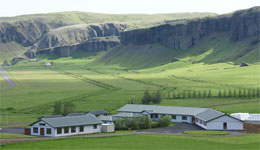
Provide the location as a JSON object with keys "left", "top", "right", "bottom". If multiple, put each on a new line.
{"left": 0, "top": 67, "right": 16, "bottom": 90}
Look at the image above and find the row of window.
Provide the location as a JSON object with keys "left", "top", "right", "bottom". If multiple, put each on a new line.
{"left": 150, "top": 114, "right": 187, "bottom": 120}
{"left": 57, "top": 125, "right": 97, "bottom": 134}
{"left": 33, "top": 127, "right": 52, "bottom": 134}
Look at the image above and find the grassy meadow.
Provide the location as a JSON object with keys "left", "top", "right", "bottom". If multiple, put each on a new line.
{"left": 0, "top": 52, "right": 259, "bottom": 125}
{"left": 4, "top": 134, "right": 260, "bottom": 149}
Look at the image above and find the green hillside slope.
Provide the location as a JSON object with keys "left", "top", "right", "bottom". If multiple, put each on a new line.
{"left": 97, "top": 33, "right": 259, "bottom": 69}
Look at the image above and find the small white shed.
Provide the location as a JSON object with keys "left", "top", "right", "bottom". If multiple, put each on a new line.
{"left": 102, "top": 124, "right": 115, "bottom": 133}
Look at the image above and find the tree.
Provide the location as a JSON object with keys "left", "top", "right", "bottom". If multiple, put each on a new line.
{"left": 198, "top": 90, "right": 201, "bottom": 98}
{"left": 247, "top": 90, "right": 252, "bottom": 98}
{"left": 223, "top": 90, "right": 227, "bottom": 98}
{"left": 158, "top": 116, "right": 171, "bottom": 127}
{"left": 257, "top": 88, "right": 260, "bottom": 98}
{"left": 153, "top": 90, "right": 162, "bottom": 104}
{"left": 53, "top": 101, "right": 62, "bottom": 115}
{"left": 238, "top": 88, "right": 242, "bottom": 98}
{"left": 208, "top": 90, "right": 212, "bottom": 98}
{"left": 243, "top": 89, "right": 247, "bottom": 98}
{"left": 252, "top": 89, "right": 256, "bottom": 98}
{"left": 3, "top": 60, "right": 9, "bottom": 66}
{"left": 142, "top": 90, "right": 152, "bottom": 104}
{"left": 228, "top": 89, "right": 232, "bottom": 98}
{"left": 218, "top": 90, "right": 222, "bottom": 98}
{"left": 233, "top": 89, "right": 237, "bottom": 98}
{"left": 188, "top": 91, "right": 191, "bottom": 98}
{"left": 167, "top": 92, "right": 171, "bottom": 99}
{"left": 63, "top": 101, "right": 76, "bottom": 116}
{"left": 203, "top": 90, "right": 207, "bottom": 98}
{"left": 172, "top": 92, "right": 176, "bottom": 99}
{"left": 177, "top": 92, "right": 181, "bottom": 99}
{"left": 182, "top": 91, "right": 186, "bottom": 99}
{"left": 193, "top": 90, "right": 197, "bottom": 98}
{"left": 139, "top": 116, "right": 151, "bottom": 129}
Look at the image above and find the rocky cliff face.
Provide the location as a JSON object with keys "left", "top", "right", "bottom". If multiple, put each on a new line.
{"left": 0, "top": 20, "right": 65, "bottom": 47}
{"left": 121, "top": 7, "right": 260, "bottom": 49}
{"left": 34, "top": 36, "right": 120, "bottom": 57}
{"left": 25, "top": 23, "right": 127, "bottom": 58}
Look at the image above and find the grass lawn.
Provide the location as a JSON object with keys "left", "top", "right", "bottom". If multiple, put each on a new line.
{"left": 0, "top": 133, "right": 32, "bottom": 139}
{"left": 184, "top": 130, "right": 229, "bottom": 135}
{"left": 4, "top": 134, "right": 260, "bottom": 149}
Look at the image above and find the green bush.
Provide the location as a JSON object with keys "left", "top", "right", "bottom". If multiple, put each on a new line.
{"left": 115, "top": 116, "right": 151, "bottom": 130}
{"left": 158, "top": 116, "right": 171, "bottom": 127}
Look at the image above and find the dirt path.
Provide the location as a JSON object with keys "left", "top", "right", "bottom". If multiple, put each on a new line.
{"left": 0, "top": 67, "right": 16, "bottom": 90}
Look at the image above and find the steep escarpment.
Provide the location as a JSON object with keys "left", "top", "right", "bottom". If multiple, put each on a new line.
{"left": 121, "top": 7, "right": 259, "bottom": 50}
{"left": 34, "top": 36, "right": 120, "bottom": 57}
{"left": 25, "top": 23, "right": 127, "bottom": 58}
{"left": 0, "top": 20, "right": 65, "bottom": 46}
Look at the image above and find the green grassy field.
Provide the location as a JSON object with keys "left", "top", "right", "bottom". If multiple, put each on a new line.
{"left": 4, "top": 134, "right": 260, "bottom": 150}
{"left": 0, "top": 53, "right": 259, "bottom": 125}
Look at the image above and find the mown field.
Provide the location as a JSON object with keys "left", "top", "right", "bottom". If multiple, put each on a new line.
{"left": 0, "top": 53, "right": 259, "bottom": 125}
{"left": 4, "top": 134, "right": 260, "bottom": 150}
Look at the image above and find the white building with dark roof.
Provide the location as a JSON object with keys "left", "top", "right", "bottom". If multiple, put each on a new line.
{"left": 118, "top": 104, "right": 244, "bottom": 130}
{"left": 30, "top": 115, "right": 102, "bottom": 137}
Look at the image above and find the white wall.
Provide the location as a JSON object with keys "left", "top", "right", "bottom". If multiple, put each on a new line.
{"left": 149, "top": 114, "right": 193, "bottom": 123}
{"left": 207, "top": 116, "right": 243, "bottom": 130}
{"left": 31, "top": 121, "right": 55, "bottom": 137}
{"left": 54, "top": 124, "right": 102, "bottom": 137}
{"left": 31, "top": 121, "right": 102, "bottom": 137}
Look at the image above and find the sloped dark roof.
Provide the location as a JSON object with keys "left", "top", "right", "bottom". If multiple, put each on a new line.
{"left": 88, "top": 110, "right": 108, "bottom": 115}
{"left": 118, "top": 104, "right": 208, "bottom": 116}
{"left": 33, "top": 115, "right": 102, "bottom": 128}
{"left": 112, "top": 112, "right": 144, "bottom": 118}
{"left": 98, "top": 115, "right": 115, "bottom": 121}
{"left": 195, "top": 109, "right": 225, "bottom": 122}
{"left": 67, "top": 113, "right": 87, "bottom": 116}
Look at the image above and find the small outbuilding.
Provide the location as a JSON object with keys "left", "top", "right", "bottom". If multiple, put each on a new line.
{"left": 102, "top": 124, "right": 115, "bottom": 133}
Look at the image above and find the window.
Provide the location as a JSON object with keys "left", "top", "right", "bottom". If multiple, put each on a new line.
{"left": 39, "top": 123, "right": 45, "bottom": 126}
{"left": 200, "top": 120, "right": 203, "bottom": 124}
{"left": 64, "top": 127, "right": 69, "bottom": 134}
{"left": 80, "top": 126, "right": 84, "bottom": 132}
{"left": 47, "top": 128, "right": 52, "bottom": 134}
{"left": 150, "top": 114, "right": 154, "bottom": 118}
{"left": 154, "top": 114, "right": 158, "bottom": 118}
{"left": 33, "top": 127, "right": 38, "bottom": 133}
{"left": 203, "top": 122, "right": 207, "bottom": 126}
{"left": 182, "top": 116, "right": 187, "bottom": 120}
{"left": 71, "top": 127, "right": 76, "bottom": 133}
{"left": 57, "top": 128, "right": 62, "bottom": 134}
{"left": 93, "top": 125, "right": 97, "bottom": 129}
{"left": 171, "top": 115, "right": 176, "bottom": 119}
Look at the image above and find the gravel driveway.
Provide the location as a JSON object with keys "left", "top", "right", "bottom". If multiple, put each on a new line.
{"left": 137, "top": 123, "right": 204, "bottom": 134}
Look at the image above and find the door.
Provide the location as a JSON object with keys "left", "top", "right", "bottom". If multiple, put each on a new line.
{"left": 192, "top": 117, "right": 195, "bottom": 123}
{"left": 40, "top": 128, "right": 45, "bottom": 136}
{"left": 223, "top": 122, "right": 227, "bottom": 130}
